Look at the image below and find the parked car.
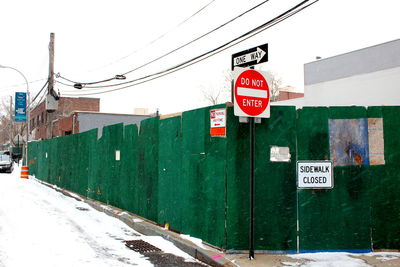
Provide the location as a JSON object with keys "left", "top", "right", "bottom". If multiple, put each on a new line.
{"left": 0, "top": 154, "right": 14, "bottom": 173}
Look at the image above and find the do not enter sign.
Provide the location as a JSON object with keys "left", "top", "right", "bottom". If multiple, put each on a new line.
{"left": 234, "top": 69, "right": 270, "bottom": 118}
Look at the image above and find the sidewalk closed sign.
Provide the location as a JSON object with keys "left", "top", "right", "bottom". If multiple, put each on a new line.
{"left": 297, "top": 161, "right": 333, "bottom": 189}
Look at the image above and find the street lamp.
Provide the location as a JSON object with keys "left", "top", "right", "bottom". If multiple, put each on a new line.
{"left": 0, "top": 65, "right": 30, "bottom": 165}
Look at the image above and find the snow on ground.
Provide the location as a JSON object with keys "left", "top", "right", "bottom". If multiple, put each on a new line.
{"left": 0, "top": 165, "right": 198, "bottom": 267}
{"left": 287, "top": 251, "right": 400, "bottom": 267}
{"left": 365, "top": 252, "right": 400, "bottom": 262}
{"left": 288, "top": 252, "right": 370, "bottom": 267}
{"left": 180, "top": 235, "right": 206, "bottom": 249}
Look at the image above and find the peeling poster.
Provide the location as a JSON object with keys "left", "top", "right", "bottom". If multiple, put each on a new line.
{"left": 328, "top": 118, "right": 385, "bottom": 166}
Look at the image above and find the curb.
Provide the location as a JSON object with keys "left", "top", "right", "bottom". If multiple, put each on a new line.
{"left": 36, "top": 180, "right": 235, "bottom": 267}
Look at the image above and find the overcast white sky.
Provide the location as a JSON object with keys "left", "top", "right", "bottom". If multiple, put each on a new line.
{"left": 0, "top": 0, "right": 399, "bottom": 115}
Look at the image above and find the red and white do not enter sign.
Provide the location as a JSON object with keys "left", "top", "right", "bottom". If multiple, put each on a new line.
{"left": 234, "top": 69, "right": 270, "bottom": 118}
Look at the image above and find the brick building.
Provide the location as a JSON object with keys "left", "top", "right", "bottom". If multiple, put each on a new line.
{"left": 273, "top": 86, "right": 304, "bottom": 102}
{"left": 30, "top": 97, "right": 100, "bottom": 140}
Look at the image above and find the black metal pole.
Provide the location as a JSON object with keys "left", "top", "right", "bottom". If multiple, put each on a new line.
{"left": 249, "top": 116, "right": 255, "bottom": 259}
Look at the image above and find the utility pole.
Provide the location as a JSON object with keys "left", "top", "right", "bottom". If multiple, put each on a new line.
{"left": 46, "top": 32, "right": 58, "bottom": 139}
{"left": 48, "top": 32, "right": 55, "bottom": 95}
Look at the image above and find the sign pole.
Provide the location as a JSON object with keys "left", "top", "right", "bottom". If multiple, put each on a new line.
{"left": 249, "top": 116, "right": 255, "bottom": 259}
{"left": 231, "top": 44, "right": 269, "bottom": 260}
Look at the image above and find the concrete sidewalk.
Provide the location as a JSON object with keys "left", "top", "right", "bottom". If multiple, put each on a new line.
{"left": 39, "top": 180, "right": 400, "bottom": 267}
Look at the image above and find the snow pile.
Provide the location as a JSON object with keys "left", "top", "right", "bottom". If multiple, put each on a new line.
{"left": 180, "top": 234, "right": 206, "bottom": 249}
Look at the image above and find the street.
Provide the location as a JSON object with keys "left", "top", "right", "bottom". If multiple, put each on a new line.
{"left": 0, "top": 165, "right": 207, "bottom": 267}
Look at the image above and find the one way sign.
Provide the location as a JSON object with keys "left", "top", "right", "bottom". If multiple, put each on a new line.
{"left": 232, "top": 43, "right": 268, "bottom": 69}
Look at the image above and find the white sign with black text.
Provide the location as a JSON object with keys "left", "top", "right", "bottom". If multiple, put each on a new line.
{"left": 297, "top": 161, "right": 333, "bottom": 189}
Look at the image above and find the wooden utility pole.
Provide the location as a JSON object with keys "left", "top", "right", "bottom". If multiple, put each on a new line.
{"left": 46, "top": 32, "right": 56, "bottom": 139}
{"left": 49, "top": 32, "right": 55, "bottom": 95}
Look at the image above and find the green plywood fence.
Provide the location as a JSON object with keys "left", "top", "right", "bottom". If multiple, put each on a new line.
{"left": 28, "top": 105, "right": 400, "bottom": 252}
{"left": 297, "top": 107, "right": 371, "bottom": 252}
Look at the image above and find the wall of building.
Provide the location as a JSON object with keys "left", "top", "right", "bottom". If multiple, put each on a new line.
{"left": 77, "top": 113, "right": 152, "bottom": 137}
{"left": 304, "top": 39, "right": 400, "bottom": 107}
{"left": 56, "top": 97, "right": 100, "bottom": 116}
{"left": 304, "top": 66, "right": 400, "bottom": 106}
{"left": 29, "top": 97, "right": 100, "bottom": 140}
{"left": 278, "top": 91, "right": 304, "bottom": 101}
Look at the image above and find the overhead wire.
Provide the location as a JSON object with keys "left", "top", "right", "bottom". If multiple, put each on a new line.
{"left": 58, "top": 0, "right": 271, "bottom": 87}
{"left": 29, "top": 79, "right": 49, "bottom": 107}
{"left": 61, "top": 0, "right": 318, "bottom": 96}
{"left": 30, "top": 89, "right": 48, "bottom": 111}
{"left": 84, "top": 0, "right": 217, "bottom": 73}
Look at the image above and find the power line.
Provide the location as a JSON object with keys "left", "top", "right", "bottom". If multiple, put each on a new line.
{"left": 30, "top": 88, "right": 48, "bottom": 112}
{"left": 61, "top": 0, "right": 318, "bottom": 97}
{"left": 29, "top": 80, "right": 49, "bottom": 107}
{"left": 58, "top": 0, "right": 271, "bottom": 87}
{"left": 60, "top": 0, "right": 318, "bottom": 96}
{"left": 120, "top": 0, "right": 270, "bottom": 76}
{"left": 85, "top": 0, "right": 217, "bottom": 73}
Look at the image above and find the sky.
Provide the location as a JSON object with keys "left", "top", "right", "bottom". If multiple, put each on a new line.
{"left": 0, "top": 0, "right": 399, "bottom": 115}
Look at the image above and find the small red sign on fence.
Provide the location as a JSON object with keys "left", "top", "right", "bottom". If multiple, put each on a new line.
{"left": 210, "top": 108, "right": 226, "bottom": 137}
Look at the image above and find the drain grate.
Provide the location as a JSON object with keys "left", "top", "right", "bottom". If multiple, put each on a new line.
{"left": 125, "top": 240, "right": 162, "bottom": 254}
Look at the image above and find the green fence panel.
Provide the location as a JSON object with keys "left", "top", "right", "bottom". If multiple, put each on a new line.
{"left": 225, "top": 106, "right": 297, "bottom": 251}
{"left": 27, "top": 104, "right": 400, "bottom": 252}
{"left": 42, "top": 139, "right": 51, "bottom": 183}
{"left": 225, "top": 106, "right": 250, "bottom": 250}
{"left": 118, "top": 124, "right": 139, "bottom": 213}
{"left": 88, "top": 129, "right": 107, "bottom": 203}
{"left": 28, "top": 141, "right": 39, "bottom": 176}
{"left": 201, "top": 105, "right": 227, "bottom": 248}
{"left": 368, "top": 106, "right": 400, "bottom": 249}
{"left": 158, "top": 116, "right": 183, "bottom": 230}
{"left": 73, "top": 130, "right": 96, "bottom": 197}
{"left": 137, "top": 117, "right": 159, "bottom": 221}
{"left": 180, "top": 105, "right": 226, "bottom": 248}
{"left": 101, "top": 124, "right": 124, "bottom": 207}
{"left": 298, "top": 106, "right": 371, "bottom": 252}
{"left": 254, "top": 106, "right": 297, "bottom": 252}
{"left": 63, "top": 135, "right": 75, "bottom": 191}
{"left": 87, "top": 130, "right": 101, "bottom": 201}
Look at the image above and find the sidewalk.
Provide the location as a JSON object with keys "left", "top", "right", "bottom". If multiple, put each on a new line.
{"left": 224, "top": 252, "right": 400, "bottom": 266}
{"left": 39, "top": 180, "right": 400, "bottom": 267}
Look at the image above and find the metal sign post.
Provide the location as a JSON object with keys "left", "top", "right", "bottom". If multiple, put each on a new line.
{"left": 249, "top": 116, "right": 255, "bottom": 259}
{"left": 231, "top": 45, "right": 269, "bottom": 260}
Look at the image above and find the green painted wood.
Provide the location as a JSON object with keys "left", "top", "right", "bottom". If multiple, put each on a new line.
{"left": 27, "top": 105, "right": 400, "bottom": 251}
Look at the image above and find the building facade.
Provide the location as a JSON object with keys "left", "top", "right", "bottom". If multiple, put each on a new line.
{"left": 57, "top": 111, "right": 152, "bottom": 137}
{"left": 303, "top": 39, "right": 400, "bottom": 107}
{"left": 30, "top": 97, "right": 100, "bottom": 140}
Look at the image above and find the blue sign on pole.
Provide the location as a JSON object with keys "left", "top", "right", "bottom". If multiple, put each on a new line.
{"left": 15, "top": 92, "right": 27, "bottom": 122}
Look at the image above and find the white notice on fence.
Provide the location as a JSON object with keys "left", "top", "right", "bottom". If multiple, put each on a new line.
{"left": 297, "top": 161, "right": 333, "bottom": 189}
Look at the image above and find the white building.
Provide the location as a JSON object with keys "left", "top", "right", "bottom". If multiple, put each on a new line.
{"left": 275, "top": 39, "right": 400, "bottom": 108}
